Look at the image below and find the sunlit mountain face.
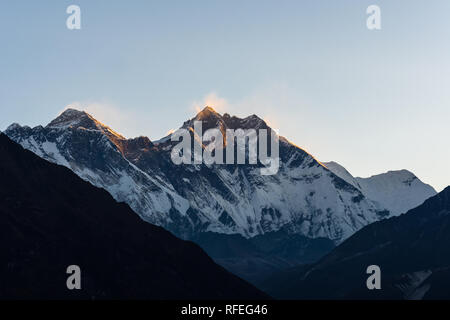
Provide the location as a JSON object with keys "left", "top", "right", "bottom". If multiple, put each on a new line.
{"left": 4, "top": 106, "right": 437, "bottom": 284}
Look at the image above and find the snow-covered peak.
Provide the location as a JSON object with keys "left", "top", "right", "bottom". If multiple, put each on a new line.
{"left": 363, "top": 169, "right": 416, "bottom": 182}
{"left": 183, "top": 106, "right": 269, "bottom": 133}
{"left": 194, "top": 106, "right": 220, "bottom": 121}
{"left": 357, "top": 169, "right": 430, "bottom": 192}
{"left": 179, "top": 106, "right": 225, "bottom": 135}
{"left": 46, "top": 108, "right": 90, "bottom": 128}
{"left": 325, "top": 161, "right": 437, "bottom": 216}
{"left": 229, "top": 113, "right": 268, "bottom": 130}
{"left": 46, "top": 108, "right": 126, "bottom": 141}
{"left": 355, "top": 169, "right": 437, "bottom": 215}
{"left": 6, "top": 123, "right": 22, "bottom": 131}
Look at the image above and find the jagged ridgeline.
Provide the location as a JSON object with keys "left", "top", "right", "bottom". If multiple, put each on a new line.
{"left": 5, "top": 107, "right": 436, "bottom": 284}
{"left": 0, "top": 133, "right": 268, "bottom": 299}
{"left": 5, "top": 107, "right": 435, "bottom": 242}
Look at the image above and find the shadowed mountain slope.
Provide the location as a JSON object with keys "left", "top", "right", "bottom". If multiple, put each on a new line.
{"left": 261, "top": 186, "right": 450, "bottom": 300}
{"left": 0, "top": 133, "right": 268, "bottom": 300}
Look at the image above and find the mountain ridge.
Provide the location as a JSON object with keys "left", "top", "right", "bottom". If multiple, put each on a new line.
{"left": 260, "top": 186, "right": 450, "bottom": 299}
{"left": 5, "top": 106, "right": 435, "bottom": 243}
{"left": 0, "top": 133, "right": 268, "bottom": 299}
{"left": 324, "top": 161, "right": 436, "bottom": 215}
{"left": 4, "top": 106, "right": 439, "bottom": 288}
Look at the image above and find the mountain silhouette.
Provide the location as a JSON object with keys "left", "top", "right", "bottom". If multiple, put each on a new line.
{"left": 261, "top": 186, "right": 450, "bottom": 299}
{"left": 0, "top": 133, "right": 268, "bottom": 300}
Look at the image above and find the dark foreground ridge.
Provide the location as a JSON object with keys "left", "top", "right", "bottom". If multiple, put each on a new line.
{"left": 0, "top": 133, "right": 268, "bottom": 300}
{"left": 261, "top": 185, "right": 450, "bottom": 299}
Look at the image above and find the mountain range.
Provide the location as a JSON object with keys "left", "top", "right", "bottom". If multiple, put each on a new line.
{"left": 0, "top": 133, "right": 267, "bottom": 299}
{"left": 4, "top": 106, "right": 437, "bottom": 284}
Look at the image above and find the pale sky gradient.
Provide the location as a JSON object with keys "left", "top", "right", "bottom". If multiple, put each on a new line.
{"left": 1, "top": 1, "right": 449, "bottom": 191}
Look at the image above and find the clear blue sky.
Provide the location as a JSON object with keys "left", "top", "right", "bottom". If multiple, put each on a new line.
{"left": 1, "top": 0, "right": 449, "bottom": 191}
